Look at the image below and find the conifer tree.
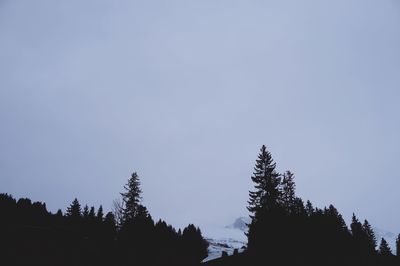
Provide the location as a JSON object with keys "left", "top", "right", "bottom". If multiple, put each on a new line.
{"left": 104, "top": 212, "right": 117, "bottom": 239}
{"left": 305, "top": 200, "right": 314, "bottom": 216}
{"left": 281, "top": 170, "right": 296, "bottom": 213}
{"left": 396, "top": 234, "right": 400, "bottom": 257}
{"left": 379, "top": 238, "right": 392, "bottom": 256}
{"left": 351, "top": 213, "right": 363, "bottom": 238}
{"left": 89, "top": 206, "right": 96, "bottom": 219}
{"left": 121, "top": 172, "right": 142, "bottom": 223}
{"left": 56, "top": 209, "right": 63, "bottom": 217}
{"left": 104, "top": 212, "right": 116, "bottom": 228}
{"left": 97, "top": 205, "right": 104, "bottom": 221}
{"left": 292, "top": 197, "right": 306, "bottom": 216}
{"left": 247, "top": 145, "right": 281, "bottom": 220}
{"left": 66, "top": 198, "right": 82, "bottom": 218}
{"left": 363, "top": 220, "right": 377, "bottom": 253}
{"left": 82, "top": 205, "right": 89, "bottom": 219}
{"left": 182, "top": 224, "right": 209, "bottom": 262}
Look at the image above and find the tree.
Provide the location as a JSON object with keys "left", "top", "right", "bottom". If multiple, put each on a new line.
{"left": 89, "top": 206, "right": 96, "bottom": 220}
{"left": 97, "top": 205, "right": 104, "bottom": 221}
{"left": 104, "top": 212, "right": 116, "bottom": 230}
{"left": 246, "top": 145, "right": 284, "bottom": 256}
{"left": 182, "top": 224, "right": 209, "bottom": 263}
{"left": 363, "top": 220, "right": 377, "bottom": 254}
{"left": 379, "top": 238, "right": 392, "bottom": 256}
{"left": 82, "top": 205, "right": 89, "bottom": 219}
{"left": 396, "top": 234, "right": 400, "bottom": 257}
{"left": 351, "top": 213, "right": 363, "bottom": 237}
{"left": 247, "top": 145, "right": 281, "bottom": 220}
{"left": 66, "top": 198, "right": 82, "bottom": 218}
{"left": 305, "top": 200, "right": 314, "bottom": 216}
{"left": 120, "top": 172, "right": 142, "bottom": 223}
{"left": 281, "top": 170, "right": 296, "bottom": 213}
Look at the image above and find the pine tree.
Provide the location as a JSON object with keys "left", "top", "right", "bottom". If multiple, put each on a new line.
{"left": 363, "top": 220, "right": 377, "bottom": 254}
{"left": 351, "top": 213, "right": 363, "bottom": 237}
{"left": 350, "top": 213, "right": 364, "bottom": 254}
{"left": 379, "top": 238, "right": 392, "bottom": 256}
{"left": 396, "top": 234, "right": 400, "bottom": 257}
{"left": 292, "top": 197, "right": 306, "bottom": 216}
{"left": 104, "top": 212, "right": 117, "bottom": 239}
{"left": 182, "top": 224, "right": 209, "bottom": 262}
{"left": 305, "top": 200, "right": 314, "bottom": 216}
{"left": 104, "top": 212, "right": 116, "bottom": 228}
{"left": 247, "top": 145, "right": 281, "bottom": 220}
{"left": 281, "top": 170, "right": 296, "bottom": 213}
{"left": 97, "top": 205, "right": 104, "bottom": 221}
{"left": 66, "top": 198, "right": 82, "bottom": 218}
{"left": 120, "top": 172, "right": 143, "bottom": 223}
{"left": 82, "top": 205, "right": 89, "bottom": 219}
{"left": 89, "top": 206, "right": 96, "bottom": 219}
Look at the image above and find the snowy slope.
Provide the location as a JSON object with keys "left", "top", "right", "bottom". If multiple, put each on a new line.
{"left": 202, "top": 217, "right": 249, "bottom": 262}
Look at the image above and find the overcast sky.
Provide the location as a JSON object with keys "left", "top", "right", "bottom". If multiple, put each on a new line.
{"left": 1, "top": 0, "right": 400, "bottom": 233}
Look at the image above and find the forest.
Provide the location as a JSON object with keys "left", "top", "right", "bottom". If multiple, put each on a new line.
{"left": 1, "top": 145, "right": 400, "bottom": 266}
{"left": 0, "top": 173, "right": 208, "bottom": 266}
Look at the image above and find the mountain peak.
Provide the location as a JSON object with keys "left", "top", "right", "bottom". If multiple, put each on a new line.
{"left": 226, "top": 216, "right": 251, "bottom": 231}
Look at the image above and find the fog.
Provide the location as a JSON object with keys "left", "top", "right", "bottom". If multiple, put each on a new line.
{"left": 1, "top": 0, "right": 400, "bottom": 232}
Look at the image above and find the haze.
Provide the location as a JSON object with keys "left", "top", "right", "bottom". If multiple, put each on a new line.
{"left": 1, "top": 0, "right": 400, "bottom": 233}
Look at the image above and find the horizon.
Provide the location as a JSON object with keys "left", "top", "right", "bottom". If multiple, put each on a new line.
{"left": 1, "top": 0, "right": 400, "bottom": 235}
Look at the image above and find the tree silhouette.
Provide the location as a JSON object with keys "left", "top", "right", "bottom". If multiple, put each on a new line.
{"left": 363, "top": 220, "right": 377, "bottom": 254}
{"left": 379, "top": 238, "right": 392, "bottom": 256}
{"left": 281, "top": 170, "right": 296, "bottom": 213}
{"left": 182, "top": 224, "right": 209, "bottom": 263}
{"left": 120, "top": 172, "right": 142, "bottom": 224}
{"left": 246, "top": 145, "right": 284, "bottom": 257}
{"left": 82, "top": 204, "right": 89, "bottom": 218}
{"left": 66, "top": 198, "right": 81, "bottom": 219}
{"left": 89, "top": 206, "right": 96, "bottom": 220}
{"left": 97, "top": 205, "right": 104, "bottom": 221}
{"left": 305, "top": 200, "right": 314, "bottom": 216}
{"left": 247, "top": 145, "right": 281, "bottom": 219}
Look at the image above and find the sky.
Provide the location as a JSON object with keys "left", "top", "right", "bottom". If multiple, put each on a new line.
{"left": 1, "top": 0, "right": 400, "bottom": 233}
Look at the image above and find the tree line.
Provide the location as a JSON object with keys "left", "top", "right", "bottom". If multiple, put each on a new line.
{"left": 3, "top": 145, "right": 400, "bottom": 266}
{"left": 241, "top": 145, "right": 400, "bottom": 266}
{"left": 0, "top": 172, "right": 208, "bottom": 266}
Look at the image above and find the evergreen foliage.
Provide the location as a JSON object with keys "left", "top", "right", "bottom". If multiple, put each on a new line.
{"left": 97, "top": 205, "right": 104, "bottom": 221}
{"left": 281, "top": 170, "right": 296, "bottom": 212}
{"left": 247, "top": 145, "right": 281, "bottom": 219}
{"left": 66, "top": 198, "right": 82, "bottom": 218}
{"left": 379, "top": 238, "right": 393, "bottom": 256}
{"left": 0, "top": 172, "right": 208, "bottom": 266}
{"left": 2, "top": 145, "right": 400, "bottom": 266}
{"left": 120, "top": 172, "right": 142, "bottom": 224}
{"left": 243, "top": 145, "right": 399, "bottom": 266}
{"left": 363, "top": 220, "right": 377, "bottom": 254}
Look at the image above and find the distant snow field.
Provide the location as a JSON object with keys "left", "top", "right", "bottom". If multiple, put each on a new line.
{"left": 202, "top": 217, "right": 249, "bottom": 262}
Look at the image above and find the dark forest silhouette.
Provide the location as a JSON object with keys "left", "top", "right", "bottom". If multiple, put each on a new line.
{"left": 2, "top": 145, "right": 400, "bottom": 266}
{"left": 205, "top": 145, "right": 400, "bottom": 266}
{"left": 0, "top": 172, "right": 208, "bottom": 266}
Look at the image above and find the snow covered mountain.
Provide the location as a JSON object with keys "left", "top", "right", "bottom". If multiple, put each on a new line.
{"left": 226, "top": 216, "right": 251, "bottom": 232}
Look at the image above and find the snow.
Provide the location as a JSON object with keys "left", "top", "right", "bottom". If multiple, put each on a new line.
{"left": 202, "top": 217, "right": 249, "bottom": 262}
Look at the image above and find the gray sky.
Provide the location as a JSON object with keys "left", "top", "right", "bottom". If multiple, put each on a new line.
{"left": 1, "top": 0, "right": 400, "bottom": 233}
